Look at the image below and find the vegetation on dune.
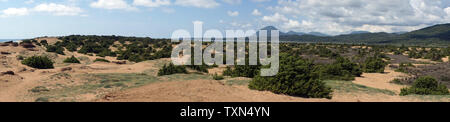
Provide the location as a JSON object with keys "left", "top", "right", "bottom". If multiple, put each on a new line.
{"left": 362, "top": 57, "right": 387, "bottom": 73}
{"left": 248, "top": 53, "right": 333, "bottom": 99}
{"left": 223, "top": 65, "right": 261, "bottom": 78}
{"left": 394, "top": 62, "right": 415, "bottom": 73}
{"left": 94, "top": 58, "right": 110, "bottom": 63}
{"left": 21, "top": 56, "right": 54, "bottom": 69}
{"left": 400, "top": 76, "right": 449, "bottom": 96}
{"left": 34, "top": 35, "right": 450, "bottom": 100}
{"left": 63, "top": 56, "right": 81, "bottom": 64}
{"left": 316, "top": 57, "right": 362, "bottom": 81}
{"left": 42, "top": 35, "right": 173, "bottom": 63}
{"left": 157, "top": 63, "right": 188, "bottom": 76}
{"left": 46, "top": 45, "right": 65, "bottom": 55}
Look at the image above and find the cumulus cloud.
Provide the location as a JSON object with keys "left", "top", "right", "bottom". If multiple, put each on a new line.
{"left": 90, "top": 0, "right": 136, "bottom": 10}
{"left": 133, "top": 0, "right": 171, "bottom": 7}
{"left": 1, "top": 3, "right": 84, "bottom": 17}
{"left": 25, "top": 0, "right": 34, "bottom": 4}
{"left": 0, "top": 8, "right": 29, "bottom": 18}
{"left": 267, "top": 0, "right": 450, "bottom": 34}
{"left": 227, "top": 11, "right": 239, "bottom": 16}
{"left": 33, "top": 3, "right": 83, "bottom": 16}
{"left": 262, "top": 13, "right": 288, "bottom": 23}
{"left": 230, "top": 22, "right": 252, "bottom": 28}
{"left": 251, "top": 0, "right": 270, "bottom": 2}
{"left": 252, "top": 9, "right": 262, "bottom": 16}
{"left": 175, "top": 0, "right": 219, "bottom": 8}
{"left": 223, "top": 0, "right": 242, "bottom": 5}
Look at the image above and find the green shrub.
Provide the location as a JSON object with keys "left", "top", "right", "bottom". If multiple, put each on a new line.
{"left": 30, "top": 86, "right": 49, "bottom": 93}
{"left": 248, "top": 53, "right": 333, "bottom": 99}
{"left": 22, "top": 56, "right": 54, "bottom": 69}
{"left": 363, "top": 57, "right": 387, "bottom": 73}
{"left": 157, "top": 63, "right": 188, "bottom": 76}
{"left": 316, "top": 57, "right": 362, "bottom": 81}
{"left": 17, "top": 55, "right": 25, "bottom": 60}
{"left": 40, "top": 40, "right": 48, "bottom": 46}
{"left": 400, "top": 76, "right": 449, "bottom": 96}
{"left": 395, "top": 62, "right": 414, "bottom": 73}
{"left": 46, "top": 45, "right": 65, "bottom": 55}
{"left": 390, "top": 78, "right": 403, "bottom": 85}
{"left": 63, "top": 56, "right": 81, "bottom": 64}
{"left": 35, "top": 97, "right": 50, "bottom": 102}
{"left": 222, "top": 59, "right": 261, "bottom": 78}
{"left": 65, "top": 43, "right": 78, "bottom": 52}
{"left": 94, "top": 58, "right": 110, "bottom": 63}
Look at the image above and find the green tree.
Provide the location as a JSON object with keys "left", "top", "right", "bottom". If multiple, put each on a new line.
{"left": 22, "top": 56, "right": 54, "bottom": 69}
{"left": 157, "top": 63, "right": 188, "bottom": 76}
{"left": 248, "top": 53, "right": 333, "bottom": 99}
{"left": 400, "top": 76, "right": 449, "bottom": 96}
{"left": 363, "top": 57, "right": 387, "bottom": 73}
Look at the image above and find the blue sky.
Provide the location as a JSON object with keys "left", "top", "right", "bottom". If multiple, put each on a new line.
{"left": 0, "top": 0, "right": 449, "bottom": 39}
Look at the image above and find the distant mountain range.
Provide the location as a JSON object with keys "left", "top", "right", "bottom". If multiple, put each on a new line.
{"left": 259, "top": 26, "right": 329, "bottom": 37}
{"left": 258, "top": 23, "right": 450, "bottom": 46}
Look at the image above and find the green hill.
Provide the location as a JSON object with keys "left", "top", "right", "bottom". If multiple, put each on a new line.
{"left": 279, "top": 23, "right": 450, "bottom": 46}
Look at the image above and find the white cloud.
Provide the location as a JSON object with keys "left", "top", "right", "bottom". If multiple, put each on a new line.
{"left": 175, "top": 0, "right": 219, "bottom": 8}
{"left": 230, "top": 22, "right": 252, "bottom": 28}
{"left": 33, "top": 3, "right": 83, "bottom": 16}
{"left": 267, "top": 0, "right": 450, "bottom": 34}
{"left": 25, "top": 0, "right": 34, "bottom": 4}
{"left": 251, "top": 0, "right": 270, "bottom": 2}
{"left": 1, "top": 8, "right": 29, "bottom": 18}
{"left": 161, "top": 8, "right": 175, "bottom": 13}
{"left": 227, "top": 11, "right": 239, "bottom": 16}
{"left": 90, "top": 0, "right": 136, "bottom": 10}
{"left": 262, "top": 13, "right": 288, "bottom": 23}
{"left": 133, "top": 0, "right": 171, "bottom": 7}
{"left": 252, "top": 9, "right": 261, "bottom": 16}
{"left": 223, "top": 0, "right": 242, "bottom": 5}
{"left": 193, "top": 20, "right": 203, "bottom": 25}
{"left": 446, "top": 7, "right": 450, "bottom": 15}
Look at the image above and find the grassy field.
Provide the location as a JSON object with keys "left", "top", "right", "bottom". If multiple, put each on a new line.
{"left": 325, "top": 80, "right": 396, "bottom": 95}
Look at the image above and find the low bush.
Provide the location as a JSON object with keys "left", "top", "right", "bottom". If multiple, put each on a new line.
{"left": 248, "top": 53, "right": 333, "bottom": 99}
{"left": 157, "top": 63, "right": 188, "bottom": 76}
{"left": 223, "top": 64, "right": 261, "bottom": 78}
{"left": 94, "top": 58, "right": 110, "bottom": 63}
{"left": 400, "top": 76, "right": 449, "bottom": 96}
{"left": 363, "top": 57, "right": 387, "bottom": 73}
{"left": 30, "top": 86, "right": 49, "bottom": 93}
{"left": 315, "top": 57, "right": 362, "bottom": 81}
{"left": 21, "top": 56, "right": 54, "bottom": 69}
{"left": 395, "top": 62, "right": 415, "bottom": 73}
{"left": 46, "top": 45, "right": 65, "bottom": 55}
{"left": 63, "top": 56, "right": 81, "bottom": 63}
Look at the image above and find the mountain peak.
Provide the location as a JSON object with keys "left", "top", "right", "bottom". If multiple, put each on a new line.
{"left": 260, "top": 26, "right": 278, "bottom": 30}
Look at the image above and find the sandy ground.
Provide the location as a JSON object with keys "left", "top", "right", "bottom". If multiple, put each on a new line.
{"left": 1, "top": 41, "right": 449, "bottom": 102}
{"left": 96, "top": 80, "right": 330, "bottom": 102}
{"left": 353, "top": 67, "right": 408, "bottom": 94}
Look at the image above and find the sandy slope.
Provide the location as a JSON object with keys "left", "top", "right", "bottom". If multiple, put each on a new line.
{"left": 353, "top": 67, "right": 408, "bottom": 94}
{"left": 1, "top": 41, "right": 449, "bottom": 102}
{"left": 97, "top": 80, "right": 330, "bottom": 102}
